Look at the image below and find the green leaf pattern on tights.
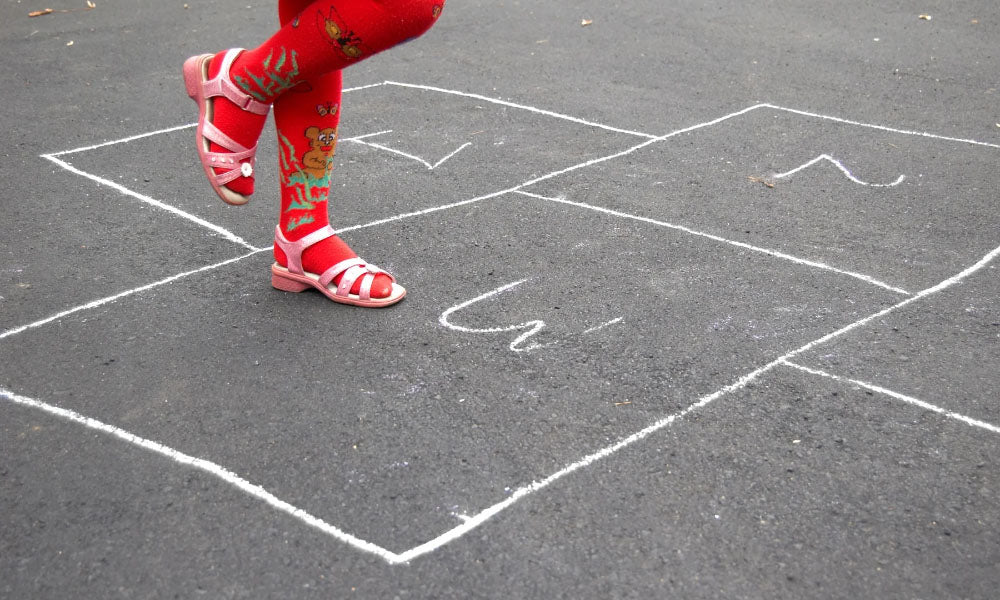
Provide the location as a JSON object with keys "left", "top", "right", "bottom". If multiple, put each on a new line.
{"left": 235, "top": 48, "right": 301, "bottom": 103}
{"left": 278, "top": 132, "right": 332, "bottom": 233}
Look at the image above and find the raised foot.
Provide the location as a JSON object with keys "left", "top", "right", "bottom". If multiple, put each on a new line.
{"left": 182, "top": 48, "right": 271, "bottom": 205}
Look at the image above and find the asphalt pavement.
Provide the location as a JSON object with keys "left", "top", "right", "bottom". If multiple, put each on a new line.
{"left": 1, "top": 1, "right": 998, "bottom": 598}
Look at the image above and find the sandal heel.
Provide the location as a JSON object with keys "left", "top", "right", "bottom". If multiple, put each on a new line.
{"left": 182, "top": 55, "right": 205, "bottom": 101}
{"left": 272, "top": 273, "right": 310, "bottom": 293}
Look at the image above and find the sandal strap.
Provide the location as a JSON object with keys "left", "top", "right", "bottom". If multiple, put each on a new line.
{"left": 319, "top": 258, "right": 366, "bottom": 288}
{"left": 274, "top": 225, "right": 336, "bottom": 275}
{"left": 203, "top": 148, "right": 256, "bottom": 164}
{"left": 359, "top": 271, "right": 376, "bottom": 301}
{"left": 202, "top": 48, "right": 271, "bottom": 116}
{"left": 337, "top": 265, "right": 370, "bottom": 299}
{"left": 336, "top": 263, "right": 392, "bottom": 301}
{"left": 201, "top": 120, "right": 252, "bottom": 155}
{"left": 213, "top": 159, "right": 255, "bottom": 186}
{"left": 201, "top": 120, "right": 257, "bottom": 184}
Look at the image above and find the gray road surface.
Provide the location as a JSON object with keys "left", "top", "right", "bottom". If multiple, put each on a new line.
{"left": 2, "top": 1, "right": 998, "bottom": 598}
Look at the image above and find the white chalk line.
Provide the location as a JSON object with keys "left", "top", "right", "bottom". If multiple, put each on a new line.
{"left": 0, "top": 386, "right": 404, "bottom": 564}
{"left": 384, "top": 81, "right": 659, "bottom": 140}
{"left": 464, "top": 105, "right": 783, "bottom": 202}
{"left": 345, "top": 130, "right": 473, "bottom": 170}
{"left": 582, "top": 317, "right": 625, "bottom": 335}
{"left": 439, "top": 279, "right": 549, "bottom": 353}
{"left": 0, "top": 249, "right": 268, "bottom": 342}
{"left": 654, "top": 103, "right": 772, "bottom": 141}
{"left": 782, "top": 360, "right": 1000, "bottom": 435}
{"left": 341, "top": 130, "right": 394, "bottom": 143}
{"left": 42, "top": 82, "right": 386, "bottom": 158}
{"left": 430, "top": 142, "right": 473, "bottom": 169}
{"left": 762, "top": 104, "right": 1000, "bottom": 150}
{"left": 394, "top": 363, "right": 767, "bottom": 562}
{"left": 773, "top": 154, "right": 906, "bottom": 187}
{"left": 348, "top": 141, "right": 414, "bottom": 163}
{"left": 47, "top": 123, "right": 198, "bottom": 157}
{"left": 333, "top": 189, "right": 510, "bottom": 236}
{"left": 40, "top": 154, "right": 256, "bottom": 251}
{"left": 394, "top": 240, "right": 1000, "bottom": 563}
{"left": 514, "top": 190, "right": 911, "bottom": 295}
{"left": 342, "top": 81, "right": 389, "bottom": 93}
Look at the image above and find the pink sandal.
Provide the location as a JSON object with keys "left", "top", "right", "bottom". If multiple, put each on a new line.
{"left": 182, "top": 48, "right": 270, "bottom": 206}
{"left": 271, "top": 226, "right": 407, "bottom": 308}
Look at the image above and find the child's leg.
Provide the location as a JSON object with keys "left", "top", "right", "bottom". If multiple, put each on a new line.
{"left": 187, "top": 0, "right": 445, "bottom": 203}
{"left": 272, "top": 69, "right": 396, "bottom": 298}
{"left": 270, "top": 0, "right": 394, "bottom": 299}
{"left": 244, "top": 0, "right": 445, "bottom": 86}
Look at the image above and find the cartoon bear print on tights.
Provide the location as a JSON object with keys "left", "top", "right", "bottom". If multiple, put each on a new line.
{"left": 302, "top": 126, "right": 338, "bottom": 179}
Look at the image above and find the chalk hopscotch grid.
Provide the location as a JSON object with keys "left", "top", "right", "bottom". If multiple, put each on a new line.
{"left": 21, "top": 93, "right": 935, "bottom": 347}
{"left": 21, "top": 87, "right": 662, "bottom": 339}
{"left": 38, "top": 85, "right": 998, "bottom": 307}
{"left": 4, "top": 241, "right": 999, "bottom": 566}
{"left": 32, "top": 81, "right": 664, "bottom": 328}
{"left": 8, "top": 83, "right": 999, "bottom": 564}
{"left": 34, "top": 91, "right": 937, "bottom": 331}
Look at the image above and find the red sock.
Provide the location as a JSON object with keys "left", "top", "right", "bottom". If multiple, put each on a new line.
{"left": 208, "top": 0, "right": 444, "bottom": 201}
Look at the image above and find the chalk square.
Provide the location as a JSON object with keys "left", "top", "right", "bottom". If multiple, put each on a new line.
{"left": 1, "top": 194, "right": 902, "bottom": 552}
{"left": 522, "top": 106, "right": 1000, "bottom": 294}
